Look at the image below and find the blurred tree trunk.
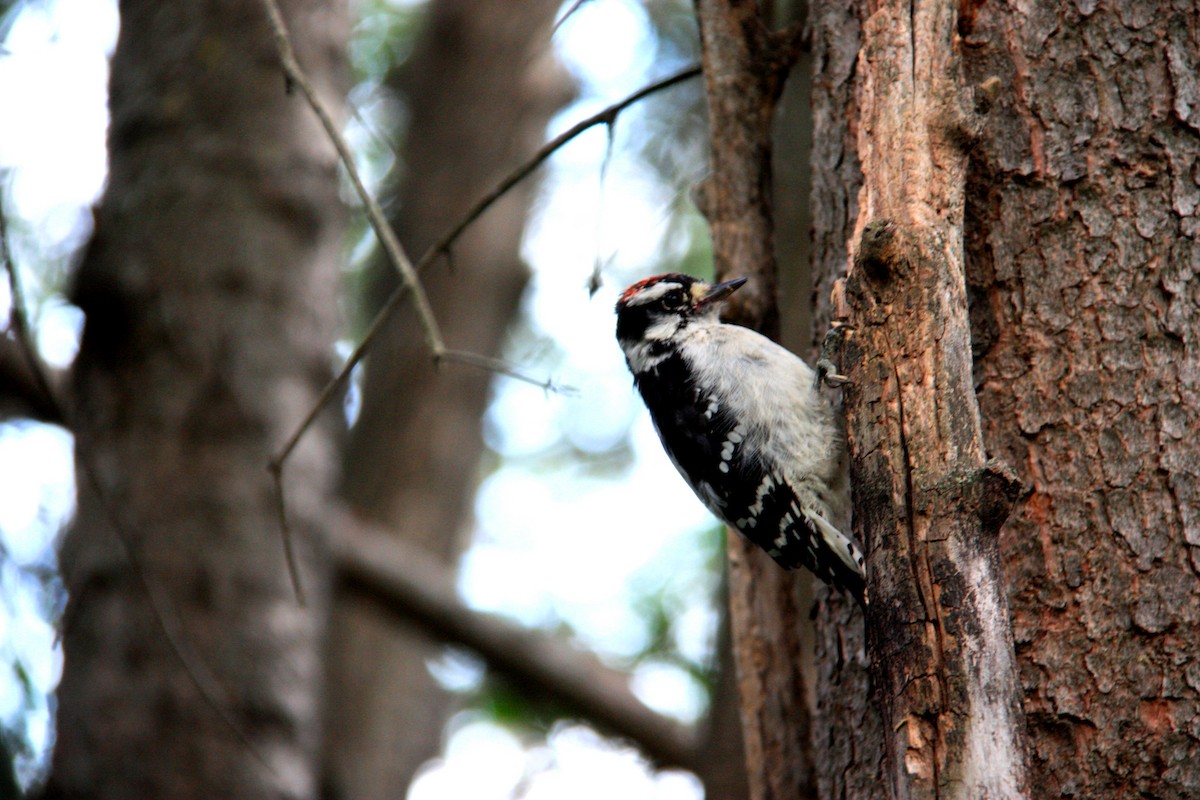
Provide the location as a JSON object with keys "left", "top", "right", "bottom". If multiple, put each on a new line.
{"left": 693, "top": 2, "right": 815, "bottom": 798}
{"left": 809, "top": 1, "right": 1200, "bottom": 798}
{"left": 322, "top": 1, "right": 570, "bottom": 797}
{"left": 46, "top": 1, "right": 347, "bottom": 798}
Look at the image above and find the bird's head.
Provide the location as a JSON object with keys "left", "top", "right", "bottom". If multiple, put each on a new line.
{"left": 615, "top": 273, "right": 746, "bottom": 370}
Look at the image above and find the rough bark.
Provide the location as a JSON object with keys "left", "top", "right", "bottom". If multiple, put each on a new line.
{"left": 693, "top": 3, "right": 814, "bottom": 798}
{"left": 47, "top": 1, "right": 347, "bottom": 797}
{"left": 322, "top": 2, "right": 569, "bottom": 797}
{"left": 807, "top": 3, "right": 888, "bottom": 798}
{"left": 962, "top": 2, "right": 1200, "bottom": 796}
{"left": 834, "top": 1, "right": 1031, "bottom": 797}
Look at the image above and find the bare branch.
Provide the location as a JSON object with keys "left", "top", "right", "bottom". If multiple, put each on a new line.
{"left": 260, "top": 40, "right": 700, "bottom": 589}
{"left": 259, "top": 0, "right": 702, "bottom": 622}
{"left": 843, "top": 1, "right": 1031, "bottom": 795}
{"left": 331, "top": 517, "right": 700, "bottom": 770}
{"left": 259, "top": 0, "right": 443, "bottom": 355}
{"left": 1, "top": 204, "right": 66, "bottom": 424}
{"left": 437, "top": 63, "right": 700, "bottom": 264}
{"left": 0, "top": 334, "right": 65, "bottom": 424}
{"left": 435, "top": 349, "right": 575, "bottom": 394}
{"left": 270, "top": 62, "right": 701, "bottom": 470}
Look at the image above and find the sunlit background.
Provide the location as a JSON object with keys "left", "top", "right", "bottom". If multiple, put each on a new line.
{"left": 0, "top": 0, "right": 722, "bottom": 795}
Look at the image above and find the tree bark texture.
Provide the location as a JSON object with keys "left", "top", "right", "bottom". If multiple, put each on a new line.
{"left": 813, "top": 1, "right": 1200, "bottom": 799}
{"left": 835, "top": 1, "right": 1032, "bottom": 798}
{"left": 807, "top": 3, "right": 889, "bottom": 798}
{"left": 961, "top": 2, "right": 1200, "bottom": 796}
{"left": 48, "top": 1, "right": 347, "bottom": 798}
{"left": 693, "top": 3, "right": 814, "bottom": 798}
{"left": 323, "top": 1, "right": 570, "bottom": 797}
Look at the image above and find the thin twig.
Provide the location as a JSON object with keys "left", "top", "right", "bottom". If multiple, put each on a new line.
{"left": 270, "top": 464, "right": 305, "bottom": 605}
{"left": 551, "top": 0, "right": 591, "bottom": 37}
{"left": 258, "top": 11, "right": 700, "bottom": 601}
{"left": 260, "top": 0, "right": 443, "bottom": 353}
{"left": 436, "top": 349, "right": 575, "bottom": 395}
{"left": 270, "top": 62, "right": 702, "bottom": 469}
{"left": 268, "top": 269, "right": 413, "bottom": 473}
{"left": 1, "top": 204, "right": 61, "bottom": 419}
{"left": 429, "top": 64, "right": 701, "bottom": 264}
{"left": 587, "top": 118, "right": 618, "bottom": 296}
{"left": 261, "top": 0, "right": 445, "bottom": 600}
{"left": 0, "top": 194, "right": 278, "bottom": 776}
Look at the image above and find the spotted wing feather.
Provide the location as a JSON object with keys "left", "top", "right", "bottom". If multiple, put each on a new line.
{"left": 634, "top": 353, "right": 866, "bottom": 603}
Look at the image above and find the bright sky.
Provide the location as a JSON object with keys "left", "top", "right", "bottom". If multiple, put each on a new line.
{"left": 0, "top": 0, "right": 713, "bottom": 795}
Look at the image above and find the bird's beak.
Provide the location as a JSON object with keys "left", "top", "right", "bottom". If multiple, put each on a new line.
{"left": 695, "top": 277, "right": 747, "bottom": 309}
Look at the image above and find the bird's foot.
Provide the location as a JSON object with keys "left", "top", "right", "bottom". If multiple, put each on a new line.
{"left": 814, "top": 322, "right": 854, "bottom": 390}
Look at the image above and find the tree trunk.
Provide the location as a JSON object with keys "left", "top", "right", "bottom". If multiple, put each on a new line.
{"left": 811, "top": 0, "right": 1200, "bottom": 798}
{"left": 322, "top": 1, "right": 569, "bottom": 796}
{"left": 836, "top": 0, "right": 1031, "bottom": 797}
{"left": 807, "top": 3, "right": 887, "bottom": 797}
{"left": 47, "top": 1, "right": 347, "bottom": 797}
{"left": 693, "top": 3, "right": 814, "bottom": 798}
{"left": 962, "top": 2, "right": 1200, "bottom": 796}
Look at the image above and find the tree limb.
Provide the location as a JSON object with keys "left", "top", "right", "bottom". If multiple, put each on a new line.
{"left": 258, "top": 0, "right": 699, "bottom": 602}
{"left": 0, "top": 333, "right": 65, "bottom": 424}
{"left": 262, "top": 0, "right": 699, "bottom": 474}
{"left": 330, "top": 517, "right": 700, "bottom": 771}
{"left": 268, "top": 61, "right": 701, "bottom": 473}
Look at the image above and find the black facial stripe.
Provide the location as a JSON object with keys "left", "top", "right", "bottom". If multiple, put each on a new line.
{"left": 615, "top": 303, "right": 654, "bottom": 344}
{"left": 615, "top": 304, "right": 691, "bottom": 347}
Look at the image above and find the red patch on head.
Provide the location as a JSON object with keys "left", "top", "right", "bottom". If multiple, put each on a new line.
{"left": 618, "top": 273, "right": 692, "bottom": 307}
{"left": 619, "top": 275, "right": 667, "bottom": 305}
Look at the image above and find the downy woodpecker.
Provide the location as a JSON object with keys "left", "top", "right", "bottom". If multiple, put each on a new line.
{"left": 615, "top": 273, "right": 866, "bottom": 604}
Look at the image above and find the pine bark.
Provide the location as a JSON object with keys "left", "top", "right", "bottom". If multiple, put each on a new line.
{"left": 47, "top": 1, "right": 347, "bottom": 797}
{"left": 962, "top": 1, "right": 1200, "bottom": 796}
{"left": 812, "top": 0, "right": 1200, "bottom": 798}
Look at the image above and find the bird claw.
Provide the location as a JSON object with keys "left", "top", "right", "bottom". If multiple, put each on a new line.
{"left": 814, "top": 322, "right": 854, "bottom": 390}
{"left": 815, "top": 358, "right": 850, "bottom": 389}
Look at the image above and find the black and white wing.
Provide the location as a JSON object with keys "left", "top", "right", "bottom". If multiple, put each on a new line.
{"left": 635, "top": 353, "right": 866, "bottom": 603}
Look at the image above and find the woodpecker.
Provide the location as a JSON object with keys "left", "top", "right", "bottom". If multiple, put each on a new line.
{"left": 615, "top": 273, "right": 866, "bottom": 605}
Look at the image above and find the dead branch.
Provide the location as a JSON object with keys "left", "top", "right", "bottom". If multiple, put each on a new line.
{"left": 840, "top": 1, "right": 1030, "bottom": 797}
{"left": 259, "top": 0, "right": 697, "bottom": 599}
{"left": 332, "top": 517, "right": 699, "bottom": 770}
{"left": 267, "top": 60, "right": 701, "bottom": 472}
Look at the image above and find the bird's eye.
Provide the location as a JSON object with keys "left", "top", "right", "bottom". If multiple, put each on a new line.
{"left": 660, "top": 289, "right": 686, "bottom": 310}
